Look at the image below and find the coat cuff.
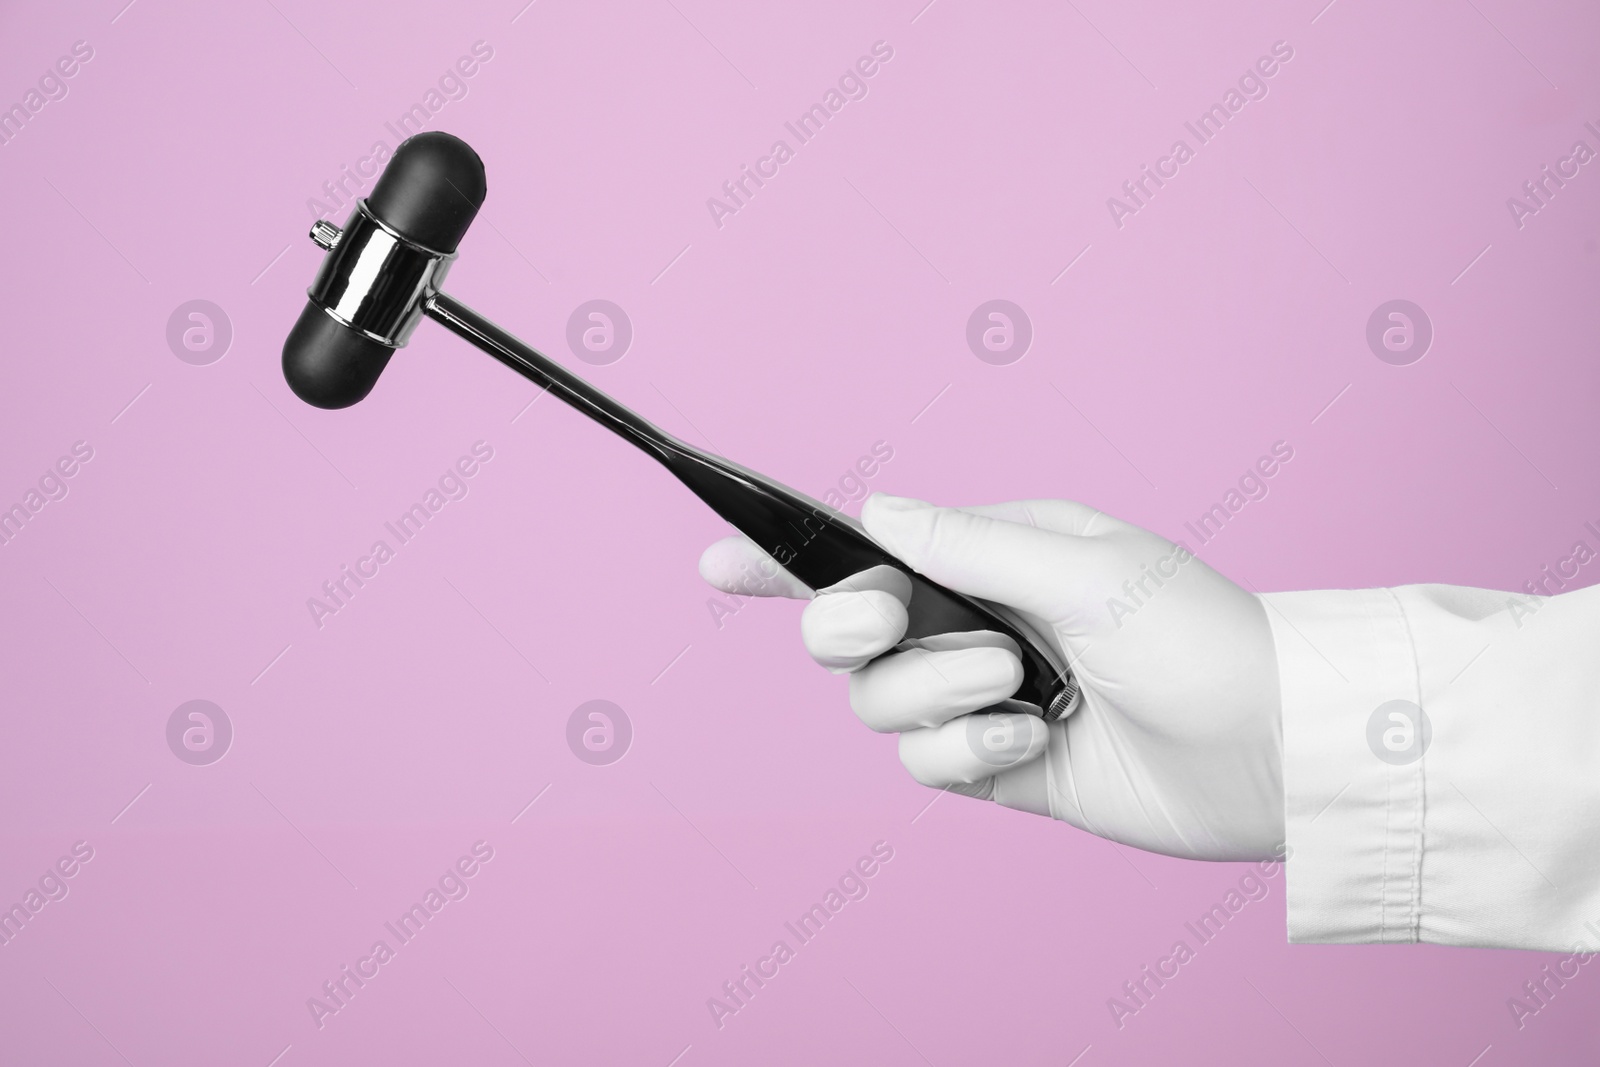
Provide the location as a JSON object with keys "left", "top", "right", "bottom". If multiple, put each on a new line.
{"left": 1260, "top": 588, "right": 1424, "bottom": 943}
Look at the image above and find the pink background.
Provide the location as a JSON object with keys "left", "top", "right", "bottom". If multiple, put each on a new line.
{"left": 2, "top": 0, "right": 1598, "bottom": 1063}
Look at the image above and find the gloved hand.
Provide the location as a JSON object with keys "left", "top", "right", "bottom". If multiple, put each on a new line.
{"left": 700, "top": 494, "right": 1284, "bottom": 861}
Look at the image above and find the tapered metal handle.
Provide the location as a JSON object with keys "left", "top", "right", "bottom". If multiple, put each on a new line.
{"left": 423, "top": 290, "right": 1082, "bottom": 722}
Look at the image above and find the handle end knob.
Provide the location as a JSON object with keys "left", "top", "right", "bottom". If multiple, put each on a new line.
{"left": 309, "top": 219, "right": 342, "bottom": 251}
{"left": 1042, "top": 679, "right": 1081, "bottom": 723}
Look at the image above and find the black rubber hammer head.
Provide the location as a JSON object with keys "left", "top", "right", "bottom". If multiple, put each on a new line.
{"left": 282, "top": 132, "right": 487, "bottom": 408}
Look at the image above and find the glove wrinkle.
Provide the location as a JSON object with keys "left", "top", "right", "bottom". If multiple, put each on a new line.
{"left": 950, "top": 778, "right": 996, "bottom": 801}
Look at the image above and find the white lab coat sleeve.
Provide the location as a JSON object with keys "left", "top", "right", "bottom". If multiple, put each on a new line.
{"left": 1260, "top": 582, "right": 1600, "bottom": 951}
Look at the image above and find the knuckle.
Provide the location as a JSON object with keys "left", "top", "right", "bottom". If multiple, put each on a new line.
{"left": 801, "top": 593, "right": 903, "bottom": 667}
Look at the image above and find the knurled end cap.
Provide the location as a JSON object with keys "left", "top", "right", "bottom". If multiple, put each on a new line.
{"left": 1042, "top": 678, "right": 1081, "bottom": 723}
{"left": 309, "top": 218, "right": 342, "bottom": 251}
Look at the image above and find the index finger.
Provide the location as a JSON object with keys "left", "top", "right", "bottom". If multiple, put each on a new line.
{"left": 698, "top": 535, "right": 814, "bottom": 599}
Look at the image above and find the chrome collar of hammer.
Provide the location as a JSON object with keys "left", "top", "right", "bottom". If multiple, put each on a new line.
{"left": 305, "top": 199, "right": 455, "bottom": 349}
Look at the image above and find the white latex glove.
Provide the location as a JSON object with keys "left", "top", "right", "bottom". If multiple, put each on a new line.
{"left": 699, "top": 494, "right": 1284, "bottom": 861}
